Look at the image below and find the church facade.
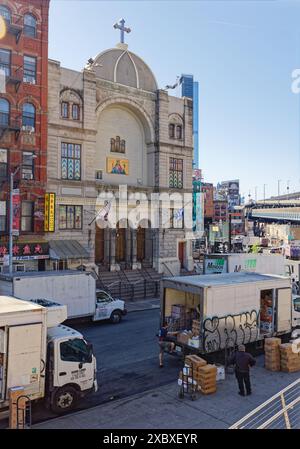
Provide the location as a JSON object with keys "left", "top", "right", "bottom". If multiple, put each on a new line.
{"left": 46, "top": 39, "right": 194, "bottom": 275}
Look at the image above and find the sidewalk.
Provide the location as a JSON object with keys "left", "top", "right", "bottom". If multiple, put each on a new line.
{"left": 125, "top": 297, "right": 160, "bottom": 313}
{"left": 33, "top": 356, "right": 300, "bottom": 429}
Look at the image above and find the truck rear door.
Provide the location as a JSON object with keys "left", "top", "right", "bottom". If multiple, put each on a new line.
{"left": 276, "top": 288, "right": 292, "bottom": 333}
{"left": 6, "top": 323, "right": 43, "bottom": 399}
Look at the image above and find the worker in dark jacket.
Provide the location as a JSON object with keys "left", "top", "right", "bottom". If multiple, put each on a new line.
{"left": 229, "top": 344, "right": 256, "bottom": 396}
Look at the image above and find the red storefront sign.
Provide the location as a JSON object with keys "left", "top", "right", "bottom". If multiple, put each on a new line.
{"left": 0, "top": 243, "right": 49, "bottom": 261}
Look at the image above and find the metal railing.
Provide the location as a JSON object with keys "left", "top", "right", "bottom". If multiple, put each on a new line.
{"left": 230, "top": 378, "right": 300, "bottom": 429}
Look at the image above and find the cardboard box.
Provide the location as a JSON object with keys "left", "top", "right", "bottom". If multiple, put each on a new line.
{"left": 198, "top": 364, "right": 217, "bottom": 375}
{"left": 185, "top": 355, "right": 207, "bottom": 368}
{"left": 265, "top": 337, "right": 281, "bottom": 347}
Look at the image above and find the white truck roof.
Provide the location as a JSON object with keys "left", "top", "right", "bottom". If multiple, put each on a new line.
{"left": 0, "top": 296, "right": 67, "bottom": 328}
{"left": 0, "top": 295, "right": 43, "bottom": 313}
{"left": 166, "top": 272, "right": 290, "bottom": 288}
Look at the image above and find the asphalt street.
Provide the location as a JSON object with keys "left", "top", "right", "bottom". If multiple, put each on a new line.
{"left": 29, "top": 309, "right": 182, "bottom": 425}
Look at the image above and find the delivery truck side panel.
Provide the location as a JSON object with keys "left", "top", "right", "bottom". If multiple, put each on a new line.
{"left": 162, "top": 275, "right": 292, "bottom": 356}
{"left": 0, "top": 304, "right": 48, "bottom": 406}
{"left": 13, "top": 273, "right": 96, "bottom": 319}
{"left": 6, "top": 323, "right": 45, "bottom": 400}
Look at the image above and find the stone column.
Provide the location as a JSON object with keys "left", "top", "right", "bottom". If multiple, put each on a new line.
{"left": 104, "top": 227, "right": 110, "bottom": 269}
{"left": 126, "top": 227, "right": 131, "bottom": 269}
{"left": 110, "top": 229, "right": 119, "bottom": 271}
{"left": 131, "top": 229, "right": 141, "bottom": 270}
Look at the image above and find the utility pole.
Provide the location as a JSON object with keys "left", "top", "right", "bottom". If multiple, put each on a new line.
{"left": 287, "top": 180, "right": 290, "bottom": 201}
{"left": 263, "top": 184, "right": 267, "bottom": 204}
{"left": 255, "top": 186, "right": 258, "bottom": 202}
{"left": 278, "top": 179, "right": 281, "bottom": 197}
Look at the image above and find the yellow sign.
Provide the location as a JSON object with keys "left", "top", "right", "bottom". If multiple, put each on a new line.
{"left": 0, "top": 17, "right": 7, "bottom": 40}
{"left": 106, "top": 157, "right": 129, "bottom": 175}
{"left": 44, "top": 193, "right": 56, "bottom": 232}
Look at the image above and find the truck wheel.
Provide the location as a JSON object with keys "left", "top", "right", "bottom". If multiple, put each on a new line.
{"left": 51, "top": 386, "right": 78, "bottom": 414}
{"left": 110, "top": 310, "right": 122, "bottom": 324}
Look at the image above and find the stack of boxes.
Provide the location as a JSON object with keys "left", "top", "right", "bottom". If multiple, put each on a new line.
{"left": 280, "top": 343, "right": 300, "bottom": 373}
{"left": 183, "top": 355, "right": 217, "bottom": 395}
{"left": 196, "top": 364, "right": 218, "bottom": 395}
{"left": 264, "top": 337, "right": 281, "bottom": 371}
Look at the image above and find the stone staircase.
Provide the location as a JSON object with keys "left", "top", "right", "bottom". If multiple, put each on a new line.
{"left": 95, "top": 267, "right": 162, "bottom": 301}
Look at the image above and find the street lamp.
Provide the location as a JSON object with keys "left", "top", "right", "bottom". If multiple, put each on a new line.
{"left": 277, "top": 179, "right": 281, "bottom": 197}
{"left": 9, "top": 154, "right": 37, "bottom": 275}
{"left": 263, "top": 184, "right": 267, "bottom": 204}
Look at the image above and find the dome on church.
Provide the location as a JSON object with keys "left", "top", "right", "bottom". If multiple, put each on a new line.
{"left": 91, "top": 45, "right": 158, "bottom": 93}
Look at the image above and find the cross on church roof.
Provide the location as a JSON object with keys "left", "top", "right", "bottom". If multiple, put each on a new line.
{"left": 113, "top": 18, "right": 131, "bottom": 44}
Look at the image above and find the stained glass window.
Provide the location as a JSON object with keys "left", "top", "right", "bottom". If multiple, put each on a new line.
{"left": 61, "top": 143, "right": 81, "bottom": 180}
{"left": 169, "top": 158, "right": 183, "bottom": 189}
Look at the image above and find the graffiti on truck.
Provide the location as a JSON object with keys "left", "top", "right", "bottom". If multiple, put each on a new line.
{"left": 203, "top": 310, "right": 259, "bottom": 353}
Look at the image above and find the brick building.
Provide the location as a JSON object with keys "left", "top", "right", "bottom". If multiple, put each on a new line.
{"left": 201, "top": 182, "right": 214, "bottom": 225}
{"left": 0, "top": 0, "right": 50, "bottom": 271}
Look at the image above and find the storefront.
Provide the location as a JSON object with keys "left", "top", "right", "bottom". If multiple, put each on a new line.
{"left": 0, "top": 242, "right": 49, "bottom": 272}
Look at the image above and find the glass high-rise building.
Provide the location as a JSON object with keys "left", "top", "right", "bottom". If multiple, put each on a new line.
{"left": 181, "top": 74, "right": 199, "bottom": 168}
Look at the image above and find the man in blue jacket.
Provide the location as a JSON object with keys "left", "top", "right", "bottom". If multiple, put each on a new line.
{"left": 229, "top": 344, "right": 256, "bottom": 396}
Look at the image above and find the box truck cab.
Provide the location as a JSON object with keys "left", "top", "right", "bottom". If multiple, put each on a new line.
{"left": 0, "top": 296, "right": 97, "bottom": 415}
{"left": 94, "top": 290, "right": 127, "bottom": 323}
{"left": 293, "top": 295, "right": 300, "bottom": 328}
{"left": 0, "top": 271, "right": 127, "bottom": 323}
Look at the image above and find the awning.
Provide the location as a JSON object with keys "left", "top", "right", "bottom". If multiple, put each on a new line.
{"left": 49, "top": 240, "right": 89, "bottom": 260}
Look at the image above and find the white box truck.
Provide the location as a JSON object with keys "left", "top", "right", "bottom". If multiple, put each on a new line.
{"left": 0, "top": 296, "right": 97, "bottom": 414}
{"left": 161, "top": 272, "right": 300, "bottom": 356}
{"left": 0, "top": 271, "right": 127, "bottom": 324}
{"left": 203, "top": 253, "right": 286, "bottom": 276}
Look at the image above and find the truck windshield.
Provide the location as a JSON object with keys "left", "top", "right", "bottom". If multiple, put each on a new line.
{"left": 294, "top": 297, "right": 300, "bottom": 313}
{"left": 60, "top": 338, "right": 92, "bottom": 363}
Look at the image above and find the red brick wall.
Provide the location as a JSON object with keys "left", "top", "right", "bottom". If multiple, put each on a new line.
{"left": 201, "top": 183, "right": 214, "bottom": 218}
{"left": 0, "top": 0, "right": 49, "bottom": 239}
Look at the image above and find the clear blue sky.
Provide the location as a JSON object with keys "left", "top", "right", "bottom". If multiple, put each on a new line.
{"left": 49, "top": 0, "right": 300, "bottom": 200}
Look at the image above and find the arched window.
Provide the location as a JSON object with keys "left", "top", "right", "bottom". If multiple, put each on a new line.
{"left": 22, "top": 103, "right": 35, "bottom": 129}
{"left": 169, "top": 124, "right": 175, "bottom": 139}
{"left": 176, "top": 125, "right": 182, "bottom": 140}
{"left": 24, "top": 14, "right": 37, "bottom": 38}
{"left": 0, "top": 98, "right": 10, "bottom": 126}
{"left": 0, "top": 6, "right": 11, "bottom": 23}
{"left": 110, "top": 138, "right": 115, "bottom": 152}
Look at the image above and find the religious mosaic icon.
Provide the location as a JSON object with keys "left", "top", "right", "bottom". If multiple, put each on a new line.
{"left": 107, "top": 157, "right": 129, "bottom": 175}
{"left": 110, "top": 136, "right": 126, "bottom": 153}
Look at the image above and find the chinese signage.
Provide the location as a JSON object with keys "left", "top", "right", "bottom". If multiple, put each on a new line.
{"left": 0, "top": 243, "right": 49, "bottom": 261}
{"left": 12, "top": 190, "right": 20, "bottom": 236}
{"left": 44, "top": 193, "right": 56, "bottom": 232}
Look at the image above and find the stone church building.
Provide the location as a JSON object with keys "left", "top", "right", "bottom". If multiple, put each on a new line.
{"left": 46, "top": 37, "right": 194, "bottom": 275}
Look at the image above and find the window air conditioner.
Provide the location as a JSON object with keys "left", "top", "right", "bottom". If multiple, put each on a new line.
{"left": 23, "top": 77, "right": 36, "bottom": 85}
{"left": 21, "top": 125, "right": 35, "bottom": 133}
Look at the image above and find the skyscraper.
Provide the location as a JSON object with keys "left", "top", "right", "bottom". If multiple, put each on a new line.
{"left": 181, "top": 74, "right": 199, "bottom": 168}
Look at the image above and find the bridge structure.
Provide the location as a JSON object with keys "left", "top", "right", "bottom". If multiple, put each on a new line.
{"left": 245, "top": 192, "right": 300, "bottom": 223}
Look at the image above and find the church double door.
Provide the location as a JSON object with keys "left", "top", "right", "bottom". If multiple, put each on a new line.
{"left": 116, "top": 225, "right": 126, "bottom": 263}
{"left": 95, "top": 226, "right": 104, "bottom": 264}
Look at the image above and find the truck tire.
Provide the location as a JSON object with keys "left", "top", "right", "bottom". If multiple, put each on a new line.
{"left": 51, "top": 386, "right": 78, "bottom": 414}
{"left": 110, "top": 310, "right": 122, "bottom": 324}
